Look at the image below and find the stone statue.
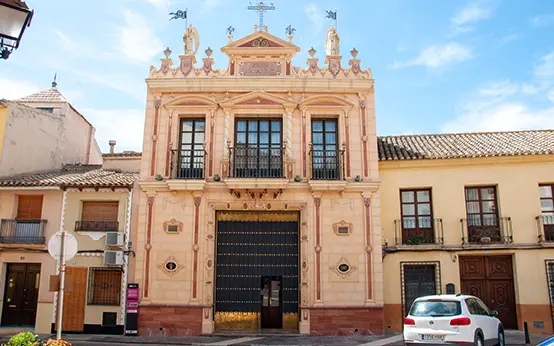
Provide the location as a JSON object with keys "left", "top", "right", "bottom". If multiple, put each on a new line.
{"left": 325, "top": 26, "right": 340, "bottom": 56}
{"left": 183, "top": 24, "right": 200, "bottom": 55}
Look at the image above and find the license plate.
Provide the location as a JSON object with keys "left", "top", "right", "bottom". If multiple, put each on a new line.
{"left": 422, "top": 334, "right": 445, "bottom": 341}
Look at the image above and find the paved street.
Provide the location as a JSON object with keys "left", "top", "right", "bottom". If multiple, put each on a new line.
{"left": 1, "top": 331, "right": 549, "bottom": 346}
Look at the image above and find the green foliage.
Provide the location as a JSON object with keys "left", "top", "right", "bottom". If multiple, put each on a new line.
{"left": 6, "top": 332, "right": 40, "bottom": 346}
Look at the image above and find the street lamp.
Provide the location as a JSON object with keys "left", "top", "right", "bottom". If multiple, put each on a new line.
{"left": 0, "top": 0, "right": 34, "bottom": 60}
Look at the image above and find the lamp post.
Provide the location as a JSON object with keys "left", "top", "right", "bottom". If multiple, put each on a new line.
{"left": 0, "top": 0, "right": 34, "bottom": 60}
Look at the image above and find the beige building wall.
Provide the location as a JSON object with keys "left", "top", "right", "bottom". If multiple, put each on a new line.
{"left": 380, "top": 155, "right": 554, "bottom": 334}
{"left": 102, "top": 156, "right": 141, "bottom": 172}
{"left": 0, "top": 189, "right": 62, "bottom": 333}
{"left": 0, "top": 102, "right": 102, "bottom": 176}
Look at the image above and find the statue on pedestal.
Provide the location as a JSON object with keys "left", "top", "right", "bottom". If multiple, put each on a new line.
{"left": 183, "top": 24, "right": 200, "bottom": 55}
{"left": 325, "top": 26, "right": 340, "bottom": 56}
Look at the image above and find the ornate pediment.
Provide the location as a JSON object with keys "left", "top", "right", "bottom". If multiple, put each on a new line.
{"left": 300, "top": 95, "right": 355, "bottom": 109}
{"left": 163, "top": 95, "right": 217, "bottom": 109}
{"left": 220, "top": 91, "right": 297, "bottom": 109}
{"left": 238, "top": 37, "right": 285, "bottom": 48}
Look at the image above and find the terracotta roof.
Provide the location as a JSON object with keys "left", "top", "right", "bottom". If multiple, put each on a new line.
{"left": 103, "top": 152, "right": 142, "bottom": 158}
{"left": 17, "top": 87, "right": 67, "bottom": 103}
{"left": 0, "top": 0, "right": 29, "bottom": 10}
{"left": 378, "top": 130, "right": 554, "bottom": 161}
{"left": 0, "top": 165, "right": 138, "bottom": 188}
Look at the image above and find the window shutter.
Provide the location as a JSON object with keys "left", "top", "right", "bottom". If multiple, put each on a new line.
{"left": 81, "top": 202, "right": 118, "bottom": 222}
{"left": 16, "top": 195, "right": 43, "bottom": 220}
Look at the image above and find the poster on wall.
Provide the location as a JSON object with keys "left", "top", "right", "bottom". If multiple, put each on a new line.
{"left": 125, "top": 283, "right": 139, "bottom": 336}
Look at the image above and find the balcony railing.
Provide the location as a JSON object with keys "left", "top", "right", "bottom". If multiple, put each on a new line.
{"left": 460, "top": 217, "right": 513, "bottom": 244}
{"left": 537, "top": 215, "right": 554, "bottom": 242}
{"left": 0, "top": 219, "right": 47, "bottom": 244}
{"left": 309, "top": 148, "right": 345, "bottom": 180}
{"left": 393, "top": 218, "right": 444, "bottom": 245}
{"left": 170, "top": 149, "right": 206, "bottom": 180}
{"left": 228, "top": 146, "right": 285, "bottom": 178}
{"left": 75, "top": 221, "right": 119, "bottom": 232}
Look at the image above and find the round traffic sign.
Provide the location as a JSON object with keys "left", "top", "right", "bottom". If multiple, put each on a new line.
{"left": 48, "top": 231, "right": 78, "bottom": 262}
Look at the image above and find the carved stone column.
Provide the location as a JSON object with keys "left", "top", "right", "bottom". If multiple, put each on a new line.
{"left": 222, "top": 110, "right": 232, "bottom": 177}
{"left": 284, "top": 107, "right": 295, "bottom": 179}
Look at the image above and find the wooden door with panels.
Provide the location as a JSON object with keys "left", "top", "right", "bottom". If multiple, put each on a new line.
{"left": 57, "top": 267, "right": 88, "bottom": 332}
{"left": 459, "top": 255, "right": 517, "bottom": 329}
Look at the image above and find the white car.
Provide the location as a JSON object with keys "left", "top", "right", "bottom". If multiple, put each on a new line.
{"left": 403, "top": 294, "right": 504, "bottom": 346}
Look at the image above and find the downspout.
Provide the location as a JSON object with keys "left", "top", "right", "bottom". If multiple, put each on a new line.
{"left": 121, "top": 189, "right": 133, "bottom": 326}
{"left": 51, "top": 190, "right": 68, "bottom": 325}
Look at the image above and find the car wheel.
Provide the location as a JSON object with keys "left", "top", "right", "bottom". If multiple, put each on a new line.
{"left": 498, "top": 329, "right": 505, "bottom": 346}
{"left": 475, "top": 333, "right": 484, "bottom": 346}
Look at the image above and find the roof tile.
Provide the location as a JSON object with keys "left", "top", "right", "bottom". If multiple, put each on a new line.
{"left": 378, "top": 130, "right": 554, "bottom": 161}
{"left": 17, "top": 88, "right": 67, "bottom": 103}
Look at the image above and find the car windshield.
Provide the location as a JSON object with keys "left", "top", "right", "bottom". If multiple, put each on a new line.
{"left": 409, "top": 300, "right": 461, "bottom": 317}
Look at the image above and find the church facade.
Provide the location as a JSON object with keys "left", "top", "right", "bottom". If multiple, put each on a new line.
{"left": 136, "top": 24, "right": 383, "bottom": 335}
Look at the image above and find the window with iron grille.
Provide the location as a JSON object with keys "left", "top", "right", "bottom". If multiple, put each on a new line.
{"left": 400, "top": 189, "right": 434, "bottom": 244}
{"left": 465, "top": 186, "right": 501, "bottom": 242}
{"left": 311, "top": 119, "right": 340, "bottom": 180}
{"left": 546, "top": 260, "right": 554, "bottom": 331}
{"left": 401, "top": 261, "right": 441, "bottom": 316}
{"left": 179, "top": 119, "right": 205, "bottom": 179}
{"left": 540, "top": 185, "right": 554, "bottom": 241}
{"left": 88, "top": 268, "right": 122, "bottom": 305}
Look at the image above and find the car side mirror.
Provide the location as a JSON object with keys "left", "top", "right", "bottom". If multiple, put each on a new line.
{"left": 491, "top": 310, "right": 499, "bottom": 318}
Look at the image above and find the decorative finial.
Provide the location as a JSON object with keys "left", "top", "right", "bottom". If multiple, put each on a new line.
{"left": 164, "top": 47, "right": 172, "bottom": 59}
{"left": 308, "top": 47, "right": 316, "bottom": 58}
{"left": 226, "top": 26, "right": 235, "bottom": 42}
{"left": 52, "top": 73, "right": 57, "bottom": 88}
{"left": 205, "top": 47, "right": 213, "bottom": 57}
{"left": 350, "top": 48, "right": 358, "bottom": 58}
{"left": 247, "top": 1, "right": 276, "bottom": 30}
{"left": 253, "top": 24, "right": 259, "bottom": 32}
{"left": 263, "top": 25, "right": 268, "bottom": 32}
{"left": 285, "top": 25, "right": 296, "bottom": 41}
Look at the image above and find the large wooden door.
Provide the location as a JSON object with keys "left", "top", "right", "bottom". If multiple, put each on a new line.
{"left": 1, "top": 263, "right": 41, "bottom": 326}
{"left": 460, "top": 255, "right": 517, "bottom": 329}
{"left": 58, "top": 267, "right": 87, "bottom": 332}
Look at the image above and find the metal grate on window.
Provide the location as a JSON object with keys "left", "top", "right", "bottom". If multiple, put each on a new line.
{"left": 400, "top": 261, "right": 442, "bottom": 316}
{"left": 546, "top": 260, "right": 554, "bottom": 331}
{"left": 88, "top": 267, "right": 122, "bottom": 306}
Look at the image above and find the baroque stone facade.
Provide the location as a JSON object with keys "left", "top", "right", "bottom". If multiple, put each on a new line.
{"left": 136, "top": 24, "right": 383, "bottom": 335}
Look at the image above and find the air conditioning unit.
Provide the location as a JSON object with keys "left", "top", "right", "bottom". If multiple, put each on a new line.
{"left": 104, "top": 250, "right": 124, "bottom": 266}
{"left": 105, "top": 232, "right": 124, "bottom": 248}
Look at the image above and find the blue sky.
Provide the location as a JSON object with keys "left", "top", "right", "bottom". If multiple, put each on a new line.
{"left": 1, "top": 0, "right": 553, "bottom": 152}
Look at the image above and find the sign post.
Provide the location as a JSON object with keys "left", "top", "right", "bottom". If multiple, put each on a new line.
{"left": 48, "top": 230, "right": 78, "bottom": 340}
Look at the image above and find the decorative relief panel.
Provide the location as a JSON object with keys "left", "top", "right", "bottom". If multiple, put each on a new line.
{"left": 157, "top": 255, "right": 185, "bottom": 279}
{"left": 239, "top": 61, "right": 281, "bottom": 76}
{"left": 163, "top": 197, "right": 186, "bottom": 213}
{"left": 329, "top": 255, "right": 358, "bottom": 281}
{"left": 331, "top": 199, "right": 354, "bottom": 211}
{"left": 333, "top": 220, "right": 352, "bottom": 236}
{"left": 163, "top": 218, "right": 184, "bottom": 234}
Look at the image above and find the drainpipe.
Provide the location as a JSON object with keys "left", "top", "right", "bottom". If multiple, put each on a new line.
{"left": 121, "top": 189, "right": 133, "bottom": 327}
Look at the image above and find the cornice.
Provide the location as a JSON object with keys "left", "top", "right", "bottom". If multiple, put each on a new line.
{"left": 146, "top": 78, "right": 374, "bottom": 93}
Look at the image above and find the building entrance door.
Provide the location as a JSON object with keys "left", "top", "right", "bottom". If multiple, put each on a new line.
{"left": 459, "top": 255, "right": 517, "bottom": 329}
{"left": 215, "top": 212, "right": 299, "bottom": 331}
{"left": 261, "top": 276, "right": 282, "bottom": 329}
{"left": 1, "top": 263, "right": 41, "bottom": 327}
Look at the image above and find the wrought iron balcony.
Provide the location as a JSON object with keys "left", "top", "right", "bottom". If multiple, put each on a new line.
{"left": 170, "top": 149, "right": 206, "bottom": 180}
{"left": 309, "top": 148, "right": 345, "bottom": 181}
{"left": 228, "top": 146, "right": 285, "bottom": 178}
{"left": 460, "top": 217, "right": 513, "bottom": 244}
{"left": 536, "top": 215, "right": 554, "bottom": 242}
{"left": 75, "top": 221, "right": 119, "bottom": 232}
{"left": 393, "top": 218, "right": 444, "bottom": 245}
{"left": 0, "top": 219, "right": 47, "bottom": 244}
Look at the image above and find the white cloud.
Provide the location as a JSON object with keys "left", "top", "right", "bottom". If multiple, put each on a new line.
{"left": 304, "top": 4, "right": 323, "bottom": 34}
{"left": 116, "top": 10, "right": 163, "bottom": 63}
{"left": 0, "top": 78, "right": 40, "bottom": 100}
{"left": 478, "top": 80, "right": 518, "bottom": 96}
{"left": 442, "top": 52, "right": 554, "bottom": 133}
{"left": 146, "top": 0, "right": 172, "bottom": 10}
{"left": 442, "top": 103, "right": 554, "bottom": 133}
{"left": 531, "top": 14, "right": 554, "bottom": 27}
{"left": 392, "top": 43, "right": 473, "bottom": 69}
{"left": 450, "top": 0, "right": 496, "bottom": 36}
{"left": 84, "top": 108, "right": 145, "bottom": 152}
